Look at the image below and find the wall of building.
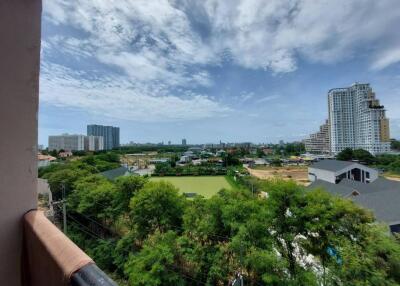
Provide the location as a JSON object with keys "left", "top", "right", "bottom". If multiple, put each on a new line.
{"left": 0, "top": 1, "right": 42, "bottom": 285}
{"left": 308, "top": 167, "right": 336, "bottom": 183}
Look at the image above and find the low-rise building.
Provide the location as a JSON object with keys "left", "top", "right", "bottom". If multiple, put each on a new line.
{"left": 308, "top": 160, "right": 400, "bottom": 232}
{"left": 100, "top": 166, "right": 130, "bottom": 180}
{"left": 37, "top": 153, "right": 56, "bottom": 168}
{"left": 308, "top": 160, "right": 378, "bottom": 184}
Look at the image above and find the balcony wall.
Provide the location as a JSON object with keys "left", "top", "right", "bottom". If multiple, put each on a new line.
{"left": 23, "top": 211, "right": 94, "bottom": 286}
{"left": 0, "top": 1, "right": 42, "bottom": 285}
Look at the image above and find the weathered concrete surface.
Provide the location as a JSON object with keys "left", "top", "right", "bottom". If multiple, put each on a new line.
{"left": 0, "top": 1, "right": 42, "bottom": 285}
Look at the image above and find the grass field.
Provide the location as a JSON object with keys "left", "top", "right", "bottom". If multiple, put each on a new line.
{"left": 150, "top": 176, "right": 232, "bottom": 198}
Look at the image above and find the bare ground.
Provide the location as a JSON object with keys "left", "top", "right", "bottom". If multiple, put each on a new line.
{"left": 245, "top": 166, "right": 310, "bottom": 186}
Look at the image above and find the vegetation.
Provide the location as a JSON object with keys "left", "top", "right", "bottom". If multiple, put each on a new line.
{"left": 40, "top": 152, "right": 400, "bottom": 285}
{"left": 39, "top": 152, "right": 120, "bottom": 199}
{"left": 153, "top": 162, "right": 227, "bottom": 176}
{"left": 269, "top": 142, "right": 306, "bottom": 156}
{"left": 336, "top": 148, "right": 400, "bottom": 175}
{"left": 391, "top": 139, "right": 400, "bottom": 151}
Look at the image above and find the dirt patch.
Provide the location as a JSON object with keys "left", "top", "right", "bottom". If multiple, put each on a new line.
{"left": 246, "top": 166, "right": 310, "bottom": 186}
{"left": 385, "top": 176, "right": 400, "bottom": 182}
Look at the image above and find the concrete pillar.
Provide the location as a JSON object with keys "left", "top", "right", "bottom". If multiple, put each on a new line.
{"left": 0, "top": 1, "right": 42, "bottom": 285}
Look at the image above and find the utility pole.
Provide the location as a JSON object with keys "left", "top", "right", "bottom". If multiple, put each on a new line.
{"left": 62, "top": 184, "right": 67, "bottom": 234}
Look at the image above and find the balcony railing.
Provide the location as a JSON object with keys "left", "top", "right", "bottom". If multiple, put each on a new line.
{"left": 23, "top": 210, "right": 117, "bottom": 286}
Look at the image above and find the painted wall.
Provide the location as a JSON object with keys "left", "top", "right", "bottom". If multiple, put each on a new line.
{"left": 0, "top": 1, "right": 42, "bottom": 285}
{"left": 308, "top": 167, "right": 336, "bottom": 183}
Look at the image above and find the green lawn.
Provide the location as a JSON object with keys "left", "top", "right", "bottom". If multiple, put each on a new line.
{"left": 149, "top": 176, "right": 232, "bottom": 198}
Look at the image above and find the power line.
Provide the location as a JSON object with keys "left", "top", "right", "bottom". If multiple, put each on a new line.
{"left": 67, "top": 214, "right": 103, "bottom": 240}
{"left": 165, "top": 265, "right": 208, "bottom": 285}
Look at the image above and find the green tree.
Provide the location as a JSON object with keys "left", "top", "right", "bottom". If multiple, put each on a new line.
{"left": 114, "top": 175, "right": 147, "bottom": 216}
{"left": 43, "top": 168, "right": 83, "bottom": 199}
{"left": 264, "top": 180, "right": 315, "bottom": 281}
{"left": 68, "top": 174, "right": 117, "bottom": 220}
{"left": 129, "top": 181, "right": 185, "bottom": 238}
{"left": 124, "top": 231, "right": 185, "bottom": 286}
{"left": 301, "top": 188, "right": 373, "bottom": 284}
{"left": 336, "top": 148, "right": 354, "bottom": 161}
{"left": 353, "top": 149, "right": 375, "bottom": 164}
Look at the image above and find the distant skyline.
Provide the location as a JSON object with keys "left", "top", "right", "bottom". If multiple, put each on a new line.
{"left": 39, "top": 0, "right": 400, "bottom": 146}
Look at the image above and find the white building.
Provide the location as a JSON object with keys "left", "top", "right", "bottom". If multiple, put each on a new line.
{"left": 85, "top": 135, "right": 104, "bottom": 151}
{"left": 49, "top": 134, "right": 104, "bottom": 152}
{"left": 308, "top": 160, "right": 400, "bottom": 233}
{"left": 37, "top": 154, "right": 56, "bottom": 168}
{"left": 328, "top": 83, "right": 390, "bottom": 155}
{"left": 308, "top": 160, "right": 378, "bottom": 184}
{"left": 48, "top": 134, "right": 86, "bottom": 151}
{"left": 304, "top": 120, "right": 330, "bottom": 154}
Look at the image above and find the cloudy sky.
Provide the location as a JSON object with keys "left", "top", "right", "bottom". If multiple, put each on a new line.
{"left": 40, "top": 0, "right": 400, "bottom": 145}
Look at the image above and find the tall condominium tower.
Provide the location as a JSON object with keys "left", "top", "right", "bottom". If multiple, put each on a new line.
{"left": 87, "top": 124, "right": 120, "bottom": 150}
{"left": 304, "top": 119, "right": 330, "bottom": 154}
{"left": 328, "top": 83, "right": 390, "bottom": 154}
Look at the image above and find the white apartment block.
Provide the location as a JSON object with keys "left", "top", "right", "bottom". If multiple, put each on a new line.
{"left": 85, "top": 135, "right": 104, "bottom": 151}
{"left": 48, "top": 134, "right": 86, "bottom": 151}
{"left": 49, "top": 134, "right": 105, "bottom": 151}
{"left": 304, "top": 119, "right": 330, "bottom": 154}
{"left": 328, "top": 83, "right": 390, "bottom": 155}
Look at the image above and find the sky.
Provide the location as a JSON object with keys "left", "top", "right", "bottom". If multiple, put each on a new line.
{"left": 39, "top": 0, "right": 400, "bottom": 146}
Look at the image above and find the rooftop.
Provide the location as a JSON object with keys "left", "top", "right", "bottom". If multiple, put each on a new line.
{"left": 309, "top": 177, "right": 400, "bottom": 225}
{"left": 310, "top": 160, "right": 356, "bottom": 172}
{"left": 100, "top": 166, "right": 129, "bottom": 180}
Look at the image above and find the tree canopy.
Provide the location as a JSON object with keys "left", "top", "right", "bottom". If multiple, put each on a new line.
{"left": 40, "top": 153, "right": 400, "bottom": 285}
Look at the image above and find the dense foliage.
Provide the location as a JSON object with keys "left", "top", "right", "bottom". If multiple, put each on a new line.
{"left": 39, "top": 153, "right": 120, "bottom": 199}
{"left": 336, "top": 148, "right": 400, "bottom": 174}
{"left": 153, "top": 162, "right": 227, "bottom": 176}
{"left": 391, "top": 139, "right": 400, "bottom": 151}
{"left": 50, "top": 166, "right": 400, "bottom": 285}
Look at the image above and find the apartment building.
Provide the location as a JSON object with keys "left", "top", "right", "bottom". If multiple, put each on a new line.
{"left": 85, "top": 135, "right": 104, "bottom": 151}
{"left": 87, "top": 124, "right": 120, "bottom": 150}
{"left": 328, "top": 83, "right": 390, "bottom": 154}
{"left": 48, "top": 134, "right": 86, "bottom": 151}
{"left": 306, "top": 83, "right": 391, "bottom": 155}
{"left": 304, "top": 119, "right": 330, "bottom": 154}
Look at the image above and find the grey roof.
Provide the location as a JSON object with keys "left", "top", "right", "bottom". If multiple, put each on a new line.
{"left": 310, "top": 160, "right": 356, "bottom": 172}
{"left": 308, "top": 179, "right": 354, "bottom": 197}
{"left": 100, "top": 166, "right": 129, "bottom": 180}
{"left": 308, "top": 177, "right": 400, "bottom": 225}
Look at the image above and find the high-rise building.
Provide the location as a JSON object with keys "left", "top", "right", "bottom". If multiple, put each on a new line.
{"left": 182, "top": 138, "right": 187, "bottom": 146}
{"left": 328, "top": 83, "right": 390, "bottom": 154}
{"left": 304, "top": 120, "right": 330, "bottom": 154}
{"left": 87, "top": 124, "right": 120, "bottom": 150}
{"left": 85, "top": 135, "right": 104, "bottom": 151}
{"left": 48, "top": 134, "right": 86, "bottom": 151}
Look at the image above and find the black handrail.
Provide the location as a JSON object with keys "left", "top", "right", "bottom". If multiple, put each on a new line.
{"left": 71, "top": 264, "right": 118, "bottom": 286}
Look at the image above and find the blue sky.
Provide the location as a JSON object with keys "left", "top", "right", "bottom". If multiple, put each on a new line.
{"left": 39, "top": 0, "right": 400, "bottom": 145}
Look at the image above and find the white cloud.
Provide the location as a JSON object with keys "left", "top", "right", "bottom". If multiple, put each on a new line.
{"left": 239, "top": 91, "right": 255, "bottom": 102}
{"left": 43, "top": 0, "right": 400, "bottom": 74}
{"left": 257, "top": 95, "right": 281, "bottom": 103}
{"left": 40, "top": 63, "right": 230, "bottom": 121}
{"left": 371, "top": 48, "right": 400, "bottom": 71}
{"left": 41, "top": 0, "right": 400, "bottom": 122}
